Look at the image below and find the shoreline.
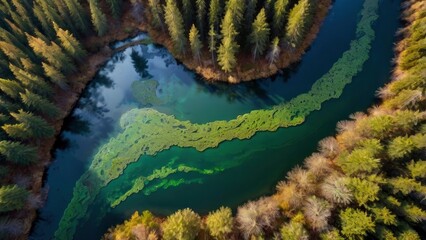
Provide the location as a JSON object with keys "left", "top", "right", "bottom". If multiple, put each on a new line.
{"left": 24, "top": 1, "right": 333, "bottom": 239}
{"left": 139, "top": 0, "right": 332, "bottom": 83}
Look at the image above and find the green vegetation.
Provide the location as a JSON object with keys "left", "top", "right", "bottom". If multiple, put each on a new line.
{"left": 104, "top": 0, "right": 425, "bottom": 239}
{"left": 59, "top": 0, "right": 380, "bottom": 238}
{"left": 0, "top": 0, "right": 125, "bottom": 237}
{"left": 149, "top": 0, "right": 320, "bottom": 72}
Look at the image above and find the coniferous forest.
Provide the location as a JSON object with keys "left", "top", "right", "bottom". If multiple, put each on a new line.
{"left": 0, "top": 0, "right": 424, "bottom": 240}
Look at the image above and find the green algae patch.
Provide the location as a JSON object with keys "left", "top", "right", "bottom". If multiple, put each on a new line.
{"left": 131, "top": 79, "right": 163, "bottom": 106}
{"left": 109, "top": 165, "right": 220, "bottom": 208}
{"left": 55, "top": 0, "right": 379, "bottom": 239}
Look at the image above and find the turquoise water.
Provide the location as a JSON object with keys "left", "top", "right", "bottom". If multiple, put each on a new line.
{"left": 31, "top": 0, "right": 401, "bottom": 239}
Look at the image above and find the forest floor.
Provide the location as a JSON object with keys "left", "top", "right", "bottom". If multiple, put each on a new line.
{"left": 25, "top": 0, "right": 332, "bottom": 239}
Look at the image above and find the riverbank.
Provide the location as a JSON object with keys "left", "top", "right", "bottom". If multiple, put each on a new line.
{"left": 103, "top": 0, "right": 426, "bottom": 239}
{"left": 23, "top": 2, "right": 152, "bottom": 239}
{"left": 140, "top": 0, "right": 332, "bottom": 83}
{"left": 25, "top": 0, "right": 332, "bottom": 238}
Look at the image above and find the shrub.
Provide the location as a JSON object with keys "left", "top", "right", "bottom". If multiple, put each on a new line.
{"left": 236, "top": 197, "right": 279, "bottom": 239}
{"left": 161, "top": 208, "right": 201, "bottom": 240}
{"left": 205, "top": 207, "right": 234, "bottom": 240}
{"left": 302, "top": 196, "right": 331, "bottom": 232}
{"left": 339, "top": 208, "right": 375, "bottom": 239}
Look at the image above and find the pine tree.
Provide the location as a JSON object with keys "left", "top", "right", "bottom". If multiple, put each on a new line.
{"left": 196, "top": 0, "right": 207, "bottom": 39}
{"left": 209, "top": 0, "right": 222, "bottom": 31}
{"left": 189, "top": 25, "right": 203, "bottom": 63}
{"left": 34, "top": 0, "right": 66, "bottom": 30}
{"left": 267, "top": 37, "right": 281, "bottom": 66}
{"left": 225, "top": 0, "right": 245, "bottom": 32}
{"left": 285, "top": 0, "right": 314, "bottom": 48}
{"left": 4, "top": 110, "right": 55, "bottom": 139}
{"left": 9, "top": 64, "right": 53, "bottom": 96}
{"left": 0, "top": 78, "right": 23, "bottom": 100}
{"left": 181, "top": 0, "right": 194, "bottom": 31}
{"left": 244, "top": 0, "right": 258, "bottom": 35}
{"left": 106, "top": 0, "right": 122, "bottom": 19}
{"left": 164, "top": 0, "right": 186, "bottom": 55}
{"left": 273, "top": 0, "right": 289, "bottom": 36}
{"left": 42, "top": 62, "right": 68, "bottom": 89}
{"left": 208, "top": 26, "right": 218, "bottom": 63}
{"left": 148, "top": 0, "right": 164, "bottom": 31}
{"left": 20, "top": 90, "right": 60, "bottom": 118}
{"left": 54, "top": 23, "right": 87, "bottom": 61}
{"left": 0, "top": 185, "right": 29, "bottom": 212}
{"left": 32, "top": 3, "right": 55, "bottom": 38}
{"left": 89, "top": 0, "right": 108, "bottom": 36}
{"left": 250, "top": 8, "right": 270, "bottom": 61}
{"left": 63, "top": 0, "right": 89, "bottom": 32}
{"left": 218, "top": 10, "right": 239, "bottom": 72}
{"left": 0, "top": 141, "right": 38, "bottom": 165}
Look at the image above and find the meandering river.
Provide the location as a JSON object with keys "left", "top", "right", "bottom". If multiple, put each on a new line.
{"left": 31, "top": 0, "right": 401, "bottom": 239}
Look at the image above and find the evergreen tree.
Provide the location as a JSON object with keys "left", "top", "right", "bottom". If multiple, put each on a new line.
{"left": 3, "top": 110, "right": 55, "bottom": 139}
{"left": 273, "top": 0, "right": 289, "bottom": 36}
{"left": 267, "top": 37, "right": 281, "bottom": 66}
{"left": 32, "top": 4, "right": 55, "bottom": 38}
{"left": 89, "top": 0, "right": 108, "bottom": 36}
{"left": 218, "top": 11, "right": 239, "bottom": 72}
{"left": 0, "top": 185, "right": 28, "bottom": 212}
{"left": 208, "top": 26, "right": 218, "bottom": 63}
{"left": 181, "top": 0, "right": 194, "bottom": 31}
{"left": 54, "top": 23, "right": 87, "bottom": 61}
{"left": 244, "top": 0, "right": 258, "bottom": 35}
{"left": 164, "top": 0, "right": 186, "bottom": 55}
{"left": 0, "top": 78, "right": 23, "bottom": 100}
{"left": 285, "top": 0, "right": 314, "bottom": 48}
{"left": 0, "top": 141, "right": 38, "bottom": 165}
{"left": 20, "top": 90, "right": 60, "bottom": 118}
{"left": 339, "top": 208, "right": 375, "bottom": 239}
{"left": 250, "top": 8, "right": 270, "bottom": 61}
{"left": 9, "top": 64, "right": 53, "bottom": 96}
{"left": 196, "top": 0, "right": 207, "bottom": 39}
{"left": 148, "top": 0, "right": 164, "bottom": 31}
{"left": 189, "top": 25, "right": 203, "bottom": 63}
{"left": 209, "top": 0, "right": 222, "bottom": 31}
{"left": 225, "top": 0, "right": 245, "bottom": 32}
{"left": 42, "top": 62, "right": 68, "bottom": 89}
{"left": 106, "top": 0, "right": 122, "bottom": 19}
{"left": 63, "top": 0, "right": 89, "bottom": 32}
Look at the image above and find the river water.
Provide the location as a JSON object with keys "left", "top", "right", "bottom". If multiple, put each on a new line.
{"left": 31, "top": 0, "right": 401, "bottom": 239}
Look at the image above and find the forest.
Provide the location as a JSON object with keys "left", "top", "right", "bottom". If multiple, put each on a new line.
{"left": 0, "top": 0, "right": 424, "bottom": 239}
{"left": 104, "top": 0, "right": 426, "bottom": 239}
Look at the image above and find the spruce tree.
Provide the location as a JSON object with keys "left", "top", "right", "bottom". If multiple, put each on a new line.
{"left": 273, "top": 0, "right": 289, "bottom": 36}
{"left": 189, "top": 25, "right": 203, "bottom": 63}
{"left": 89, "top": 0, "right": 108, "bottom": 36}
{"left": 218, "top": 10, "right": 239, "bottom": 72}
{"left": 4, "top": 110, "right": 55, "bottom": 140}
{"left": 285, "top": 0, "right": 314, "bottom": 48}
{"left": 225, "top": 0, "right": 245, "bottom": 32}
{"left": 250, "top": 8, "right": 270, "bottom": 61}
{"left": 164, "top": 0, "right": 186, "bottom": 55}
{"left": 20, "top": 90, "right": 60, "bottom": 118}
{"left": 196, "top": 0, "right": 207, "bottom": 39}
{"left": 9, "top": 64, "right": 53, "bottom": 96}
{"left": 0, "top": 185, "right": 29, "bottom": 212}
{"left": 63, "top": 0, "right": 89, "bottom": 32}
{"left": 244, "top": 0, "right": 258, "bottom": 35}
{"left": 181, "top": 0, "right": 194, "bottom": 31}
{"left": 148, "top": 0, "right": 164, "bottom": 31}
{"left": 267, "top": 37, "right": 281, "bottom": 66}
{"left": 208, "top": 26, "right": 218, "bottom": 63}
{"left": 209, "top": 0, "right": 222, "bottom": 31}
{"left": 54, "top": 23, "right": 87, "bottom": 61}
{"left": 42, "top": 62, "right": 68, "bottom": 89}
{"left": 0, "top": 141, "right": 38, "bottom": 165}
{"left": 0, "top": 78, "right": 23, "bottom": 100}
